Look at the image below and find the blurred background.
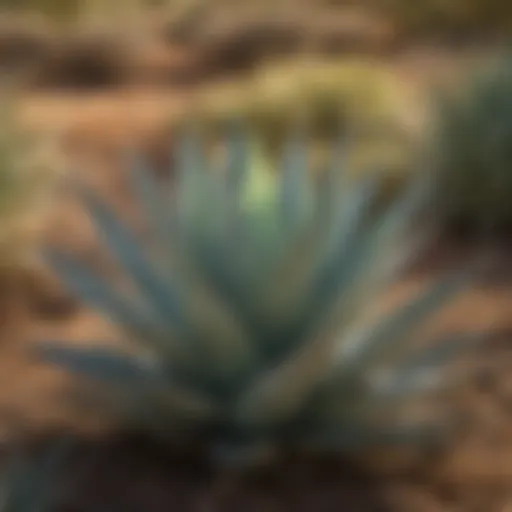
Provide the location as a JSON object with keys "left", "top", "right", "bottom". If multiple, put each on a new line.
{"left": 1, "top": 1, "right": 512, "bottom": 510}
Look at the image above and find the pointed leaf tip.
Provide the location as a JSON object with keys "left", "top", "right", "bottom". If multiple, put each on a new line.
{"left": 36, "top": 343, "right": 160, "bottom": 385}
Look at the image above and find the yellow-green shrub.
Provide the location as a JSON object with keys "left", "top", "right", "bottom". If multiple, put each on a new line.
{"left": 174, "top": 59, "right": 424, "bottom": 203}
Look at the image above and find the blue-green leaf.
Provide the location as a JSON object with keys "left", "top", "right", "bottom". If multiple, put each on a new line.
{"left": 175, "top": 128, "right": 208, "bottom": 226}
{"left": 44, "top": 249, "right": 157, "bottom": 338}
{"left": 36, "top": 344, "right": 161, "bottom": 385}
{"left": 279, "top": 131, "right": 313, "bottom": 232}
{"left": 225, "top": 120, "right": 250, "bottom": 198}
{"left": 77, "top": 184, "right": 185, "bottom": 331}
{"left": 125, "top": 151, "right": 175, "bottom": 253}
{"left": 335, "top": 269, "right": 473, "bottom": 376}
{"left": 372, "top": 331, "right": 484, "bottom": 398}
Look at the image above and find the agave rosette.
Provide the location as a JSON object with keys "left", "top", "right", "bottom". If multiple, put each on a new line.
{"left": 38, "top": 127, "right": 479, "bottom": 463}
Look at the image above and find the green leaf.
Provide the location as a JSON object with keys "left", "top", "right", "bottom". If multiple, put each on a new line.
{"left": 175, "top": 129, "right": 208, "bottom": 227}
{"left": 36, "top": 344, "right": 161, "bottom": 385}
{"left": 125, "top": 151, "right": 175, "bottom": 254}
{"left": 332, "top": 269, "right": 473, "bottom": 381}
{"left": 234, "top": 332, "right": 335, "bottom": 428}
{"left": 260, "top": 176, "right": 378, "bottom": 325}
{"left": 225, "top": 120, "right": 250, "bottom": 199}
{"left": 77, "top": 184, "right": 186, "bottom": 332}
{"left": 303, "top": 175, "right": 432, "bottom": 343}
{"left": 240, "top": 139, "right": 278, "bottom": 215}
{"left": 303, "top": 177, "right": 381, "bottom": 313}
{"left": 371, "top": 331, "right": 484, "bottom": 398}
{"left": 44, "top": 249, "right": 158, "bottom": 339}
{"left": 37, "top": 344, "right": 219, "bottom": 425}
{"left": 279, "top": 132, "right": 314, "bottom": 233}
{"left": 182, "top": 280, "right": 259, "bottom": 383}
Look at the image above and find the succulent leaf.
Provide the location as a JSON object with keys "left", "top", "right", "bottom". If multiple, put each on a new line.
{"left": 43, "top": 249, "right": 160, "bottom": 340}
{"left": 78, "top": 184, "right": 186, "bottom": 332}
{"left": 279, "top": 131, "right": 314, "bottom": 233}
{"left": 37, "top": 344, "right": 162, "bottom": 385}
{"left": 332, "top": 269, "right": 471, "bottom": 376}
{"left": 125, "top": 152, "right": 176, "bottom": 255}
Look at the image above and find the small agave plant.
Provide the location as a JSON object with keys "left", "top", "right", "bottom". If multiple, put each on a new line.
{"left": 38, "top": 126, "right": 480, "bottom": 466}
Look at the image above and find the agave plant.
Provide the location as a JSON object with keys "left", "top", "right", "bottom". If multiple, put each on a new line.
{"left": 37, "top": 127, "right": 480, "bottom": 465}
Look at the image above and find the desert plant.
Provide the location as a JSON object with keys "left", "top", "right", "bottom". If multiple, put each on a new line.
{"left": 430, "top": 56, "right": 512, "bottom": 233}
{"left": 37, "top": 127, "right": 481, "bottom": 466}
{"left": 179, "top": 59, "right": 421, "bottom": 201}
{"left": 189, "top": 59, "right": 414, "bottom": 143}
